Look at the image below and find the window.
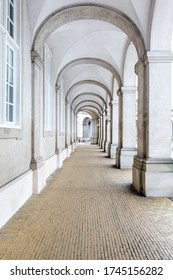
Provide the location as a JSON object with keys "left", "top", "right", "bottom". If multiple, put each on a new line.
{"left": 0, "top": 0, "right": 20, "bottom": 131}
{"left": 44, "top": 43, "right": 53, "bottom": 133}
{"left": 7, "top": 0, "right": 14, "bottom": 38}
{"left": 6, "top": 45, "right": 14, "bottom": 122}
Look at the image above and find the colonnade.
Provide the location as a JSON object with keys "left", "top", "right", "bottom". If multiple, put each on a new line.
{"left": 30, "top": 4, "right": 173, "bottom": 199}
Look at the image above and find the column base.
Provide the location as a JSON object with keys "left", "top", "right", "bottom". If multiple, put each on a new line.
{"left": 31, "top": 157, "right": 46, "bottom": 194}
{"left": 73, "top": 141, "right": 78, "bottom": 149}
{"left": 91, "top": 138, "right": 98, "bottom": 144}
{"left": 116, "top": 147, "right": 137, "bottom": 169}
{"left": 98, "top": 139, "right": 101, "bottom": 147}
{"left": 70, "top": 142, "right": 76, "bottom": 152}
{"left": 66, "top": 144, "right": 72, "bottom": 157}
{"left": 108, "top": 143, "right": 118, "bottom": 158}
{"left": 133, "top": 156, "right": 173, "bottom": 197}
{"left": 56, "top": 149, "right": 63, "bottom": 168}
{"left": 101, "top": 140, "right": 105, "bottom": 149}
{"left": 104, "top": 141, "right": 109, "bottom": 153}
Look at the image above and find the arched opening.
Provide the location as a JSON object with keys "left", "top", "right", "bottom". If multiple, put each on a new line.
{"left": 32, "top": 5, "right": 145, "bottom": 57}
{"left": 83, "top": 117, "right": 92, "bottom": 142}
{"left": 2, "top": 0, "right": 173, "bottom": 243}
{"left": 77, "top": 112, "right": 92, "bottom": 143}
{"left": 30, "top": 4, "right": 146, "bottom": 194}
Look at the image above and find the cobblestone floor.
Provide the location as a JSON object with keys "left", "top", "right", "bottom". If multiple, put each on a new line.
{"left": 0, "top": 144, "right": 173, "bottom": 260}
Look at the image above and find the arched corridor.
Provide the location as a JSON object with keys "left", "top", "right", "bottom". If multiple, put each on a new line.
{"left": 0, "top": 144, "right": 173, "bottom": 260}
{"left": 1, "top": 0, "right": 173, "bottom": 260}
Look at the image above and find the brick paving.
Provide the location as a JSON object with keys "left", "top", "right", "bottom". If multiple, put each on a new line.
{"left": 0, "top": 144, "right": 173, "bottom": 259}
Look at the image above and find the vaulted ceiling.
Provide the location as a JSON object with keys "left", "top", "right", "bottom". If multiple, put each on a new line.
{"left": 27, "top": 0, "right": 155, "bottom": 117}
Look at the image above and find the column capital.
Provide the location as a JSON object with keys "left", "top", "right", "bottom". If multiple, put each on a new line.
{"left": 55, "top": 84, "right": 61, "bottom": 94}
{"left": 121, "top": 86, "right": 137, "bottom": 94}
{"left": 145, "top": 51, "right": 173, "bottom": 64}
{"left": 135, "top": 51, "right": 173, "bottom": 74}
{"left": 117, "top": 89, "right": 122, "bottom": 97}
{"left": 31, "top": 50, "right": 43, "bottom": 69}
{"left": 65, "top": 99, "right": 69, "bottom": 105}
{"left": 111, "top": 100, "right": 118, "bottom": 106}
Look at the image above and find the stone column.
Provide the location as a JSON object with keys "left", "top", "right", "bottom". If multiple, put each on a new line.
{"left": 31, "top": 51, "right": 46, "bottom": 194}
{"left": 74, "top": 113, "right": 77, "bottom": 143}
{"left": 55, "top": 85, "right": 61, "bottom": 152}
{"left": 101, "top": 112, "right": 105, "bottom": 149}
{"left": 55, "top": 85, "right": 63, "bottom": 167}
{"left": 65, "top": 99, "right": 70, "bottom": 156}
{"left": 116, "top": 86, "right": 137, "bottom": 168}
{"left": 108, "top": 99, "right": 119, "bottom": 158}
{"left": 91, "top": 119, "right": 95, "bottom": 144}
{"left": 99, "top": 115, "right": 102, "bottom": 147}
{"left": 98, "top": 118, "right": 101, "bottom": 146}
{"left": 70, "top": 106, "right": 75, "bottom": 151}
{"left": 104, "top": 108, "right": 110, "bottom": 153}
{"left": 73, "top": 112, "right": 78, "bottom": 148}
{"left": 91, "top": 118, "right": 99, "bottom": 144}
{"left": 133, "top": 51, "right": 173, "bottom": 196}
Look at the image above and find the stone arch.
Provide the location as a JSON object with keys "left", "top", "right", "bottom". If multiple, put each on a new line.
{"left": 83, "top": 117, "right": 92, "bottom": 139}
{"left": 32, "top": 4, "right": 146, "bottom": 58}
{"left": 75, "top": 100, "right": 103, "bottom": 114}
{"left": 57, "top": 58, "right": 122, "bottom": 88}
{"left": 79, "top": 109, "right": 99, "bottom": 119}
{"left": 66, "top": 80, "right": 112, "bottom": 101}
{"left": 71, "top": 93, "right": 107, "bottom": 109}
{"left": 77, "top": 106, "right": 101, "bottom": 116}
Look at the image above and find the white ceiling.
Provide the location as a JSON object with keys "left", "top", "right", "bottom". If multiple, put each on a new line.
{"left": 26, "top": 0, "right": 153, "bottom": 117}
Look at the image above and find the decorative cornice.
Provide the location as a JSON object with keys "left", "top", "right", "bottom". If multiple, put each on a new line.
{"left": 135, "top": 51, "right": 173, "bottom": 74}
{"left": 117, "top": 89, "right": 122, "bottom": 97}
{"left": 31, "top": 51, "right": 43, "bottom": 69}
{"left": 111, "top": 100, "right": 118, "bottom": 106}
{"left": 55, "top": 84, "right": 61, "bottom": 94}
{"left": 121, "top": 86, "right": 137, "bottom": 94}
{"left": 145, "top": 51, "right": 173, "bottom": 64}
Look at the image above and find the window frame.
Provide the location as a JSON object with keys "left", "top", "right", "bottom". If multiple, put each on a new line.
{"left": 0, "top": 0, "right": 21, "bottom": 139}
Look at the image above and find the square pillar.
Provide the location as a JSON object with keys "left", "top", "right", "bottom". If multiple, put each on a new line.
{"left": 109, "top": 99, "right": 119, "bottom": 158}
{"left": 101, "top": 112, "right": 105, "bottom": 149}
{"left": 65, "top": 99, "right": 70, "bottom": 157}
{"left": 133, "top": 51, "right": 173, "bottom": 196}
{"left": 116, "top": 87, "right": 137, "bottom": 168}
{"left": 104, "top": 108, "right": 110, "bottom": 153}
{"left": 31, "top": 51, "right": 46, "bottom": 194}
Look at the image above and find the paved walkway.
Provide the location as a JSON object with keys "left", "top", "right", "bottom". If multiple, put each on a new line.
{"left": 0, "top": 144, "right": 173, "bottom": 260}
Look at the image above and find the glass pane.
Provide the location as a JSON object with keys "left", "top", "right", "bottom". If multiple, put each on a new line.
{"left": 9, "top": 86, "right": 13, "bottom": 103}
{"left": 9, "top": 104, "right": 13, "bottom": 122}
{"left": 9, "top": 67, "right": 13, "bottom": 84}
{"left": 10, "top": 3, "right": 14, "bottom": 22}
{"left": 6, "top": 104, "right": 9, "bottom": 121}
{"left": 10, "top": 22, "right": 14, "bottom": 38}
{"left": 6, "top": 85, "right": 9, "bottom": 101}
{"left": 6, "top": 65, "right": 9, "bottom": 82}
{"left": 9, "top": 48, "right": 13, "bottom": 66}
